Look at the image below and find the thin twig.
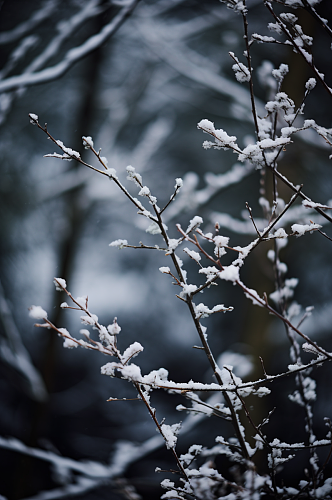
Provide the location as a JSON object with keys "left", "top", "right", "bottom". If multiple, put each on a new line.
{"left": 264, "top": 1, "right": 332, "bottom": 98}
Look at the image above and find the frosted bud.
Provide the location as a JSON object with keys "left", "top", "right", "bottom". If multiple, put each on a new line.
{"left": 197, "top": 119, "right": 215, "bottom": 133}
{"left": 214, "top": 235, "right": 229, "bottom": 247}
{"left": 305, "top": 78, "right": 316, "bottom": 90}
{"left": 54, "top": 278, "right": 67, "bottom": 291}
{"left": 29, "top": 113, "right": 38, "bottom": 124}
{"left": 159, "top": 267, "right": 171, "bottom": 274}
{"left": 82, "top": 136, "right": 94, "bottom": 149}
{"left": 29, "top": 305, "right": 48, "bottom": 319}
{"left": 107, "top": 318, "right": 121, "bottom": 335}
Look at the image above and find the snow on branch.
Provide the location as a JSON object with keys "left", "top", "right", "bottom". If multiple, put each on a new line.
{"left": 19, "top": 2, "right": 332, "bottom": 498}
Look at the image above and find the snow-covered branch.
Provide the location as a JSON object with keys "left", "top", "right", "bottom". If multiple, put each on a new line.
{"left": 3, "top": 1, "right": 332, "bottom": 498}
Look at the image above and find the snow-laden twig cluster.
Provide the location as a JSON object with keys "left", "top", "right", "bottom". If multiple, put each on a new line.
{"left": 2, "top": 1, "right": 332, "bottom": 499}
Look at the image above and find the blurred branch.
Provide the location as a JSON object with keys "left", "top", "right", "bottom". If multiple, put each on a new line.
{"left": 0, "top": 0, "right": 59, "bottom": 45}
{"left": 137, "top": 17, "right": 266, "bottom": 120}
{"left": 164, "top": 163, "right": 255, "bottom": 223}
{"left": 0, "top": 0, "right": 140, "bottom": 93}
{"left": 0, "top": 402, "right": 214, "bottom": 500}
{"left": 21, "top": 0, "right": 105, "bottom": 75}
{"left": 210, "top": 201, "right": 330, "bottom": 235}
{"left": 302, "top": 0, "right": 332, "bottom": 39}
{"left": 0, "top": 281, "right": 47, "bottom": 402}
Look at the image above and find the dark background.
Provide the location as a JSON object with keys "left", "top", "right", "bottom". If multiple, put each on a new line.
{"left": 1, "top": 1, "right": 332, "bottom": 498}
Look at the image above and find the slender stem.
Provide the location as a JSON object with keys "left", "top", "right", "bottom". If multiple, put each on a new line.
{"left": 144, "top": 355, "right": 331, "bottom": 393}
{"left": 242, "top": 4, "right": 259, "bottom": 137}
{"left": 264, "top": 1, "right": 332, "bottom": 98}
{"left": 177, "top": 226, "right": 331, "bottom": 358}
{"left": 135, "top": 383, "right": 190, "bottom": 482}
{"left": 302, "top": 0, "right": 332, "bottom": 40}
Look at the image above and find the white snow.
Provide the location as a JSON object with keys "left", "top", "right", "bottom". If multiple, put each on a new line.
{"left": 118, "top": 363, "right": 142, "bottom": 381}
{"left": 146, "top": 222, "right": 162, "bottom": 235}
{"left": 238, "top": 144, "right": 264, "bottom": 166}
{"left": 244, "top": 288, "right": 263, "bottom": 307}
{"left": 302, "top": 200, "right": 331, "bottom": 209}
{"left": 213, "top": 235, "right": 229, "bottom": 247}
{"left": 268, "top": 22, "right": 283, "bottom": 35}
{"left": 161, "top": 479, "right": 175, "bottom": 489}
{"left": 285, "top": 278, "right": 298, "bottom": 288}
{"left": 75, "top": 296, "right": 87, "bottom": 308}
{"left": 218, "top": 265, "right": 239, "bottom": 282}
{"left": 138, "top": 186, "right": 150, "bottom": 196}
{"left": 280, "top": 13, "right": 297, "bottom": 23}
{"left": 126, "top": 165, "right": 142, "bottom": 186}
{"left": 105, "top": 168, "right": 118, "bottom": 179}
{"left": 161, "top": 423, "right": 181, "bottom": 449}
{"left": 315, "top": 478, "right": 332, "bottom": 498}
{"left": 214, "top": 128, "right": 237, "bottom": 146}
{"left": 55, "top": 140, "right": 80, "bottom": 159}
{"left": 214, "top": 246, "right": 227, "bottom": 258}
{"left": 63, "top": 337, "right": 78, "bottom": 349}
{"left": 277, "top": 262, "right": 288, "bottom": 274}
{"left": 270, "top": 278, "right": 298, "bottom": 304}
{"left": 107, "top": 319, "right": 121, "bottom": 336}
{"left": 197, "top": 119, "right": 215, "bottom": 134}
{"left": 121, "top": 342, "right": 144, "bottom": 364}
{"left": 232, "top": 62, "right": 250, "bottom": 83}
{"left": 256, "top": 387, "right": 271, "bottom": 397}
{"left": 291, "top": 222, "right": 322, "bottom": 236}
{"left": 159, "top": 266, "right": 171, "bottom": 274}
{"left": 80, "top": 314, "right": 98, "bottom": 326}
{"left": 54, "top": 277, "right": 67, "bottom": 290}
{"left": 167, "top": 239, "right": 181, "bottom": 252}
{"left": 272, "top": 63, "right": 289, "bottom": 82}
{"left": 305, "top": 78, "right": 316, "bottom": 90}
{"left": 183, "top": 248, "right": 201, "bottom": 262}
{"left": 258, "top": 137, "right": 291, "bottom": 149}
{"left": 252, "top": 34, "right": 276, "bottom": 43}
{"left": 100, "top": 156, "right": 108, "bottom": 167}
{"left": 199, "top": 266, "right": 219, "bottom": 276}
{"left": 273, "top": 228, "right": 288, "bottom": 238}
{"left": 29, "top": 305, "right": 48, "bottom": 319}
{"left": 99, "top": 325, "right": 113, "bottom": 347}
{"left": 109, "top": 239, "right": 128, "bottom": 249}
{"left": 194, "top": 302, "right": 233, "bottom": 318}
{"left": 79, "top": 329, "right": 90, "bottom": 337}
{"left": 82, "top": 136, "right": 94, "bottom": 149}
{"left": 180, "top": 283, "right": 198, "bottom": 297}
{"left": 29, "top": 113, "right": 38, "bottom": 123}
{"left": 302, "top": 342, "right": 321, "bottom": 355}
{"left": 44, "top": 152, "right": 73, "bottom": 161}
{"left": 186, "top": 216, "right": 203, "bottom": 233}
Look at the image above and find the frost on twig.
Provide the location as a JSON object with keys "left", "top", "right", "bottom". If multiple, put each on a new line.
{"left": 291, "top": 222, "right": 322, "bottom": 237}
{"left": 229, "top": 52, "right": 251, "bottom": 83}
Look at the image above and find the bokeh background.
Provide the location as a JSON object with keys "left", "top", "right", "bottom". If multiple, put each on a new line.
{"left": 1, "top": 0, "right": 332, "bottom": 498}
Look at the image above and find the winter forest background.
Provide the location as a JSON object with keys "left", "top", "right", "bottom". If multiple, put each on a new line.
{"left": 1, "top": 0, "right": 332, "bottom": 499}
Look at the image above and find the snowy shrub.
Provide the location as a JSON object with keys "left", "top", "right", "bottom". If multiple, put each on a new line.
{"left": 1, "top": 0, "right": 332, "bottom": 499}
